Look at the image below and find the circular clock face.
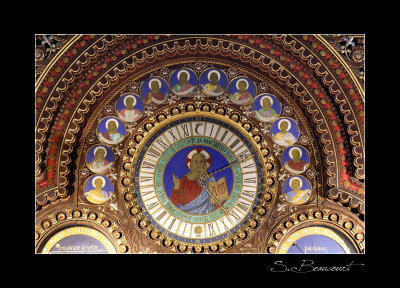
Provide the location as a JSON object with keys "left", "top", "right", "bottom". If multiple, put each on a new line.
{"left": 132, "top": 115, "right": 263, "bottom": 245}
{"left": 277, "top": 226, "right": 356, "bottom": 254}
{"left": 40, "top": 226, "right": 116, "bottom": 254}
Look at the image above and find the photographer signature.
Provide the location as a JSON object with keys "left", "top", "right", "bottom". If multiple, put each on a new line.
{"left": 270, "top": 259, "right": 364, "bottom": 273}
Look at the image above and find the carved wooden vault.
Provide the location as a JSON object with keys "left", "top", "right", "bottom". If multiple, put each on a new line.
{"left": 35, "top": 34, "right": 365, "bottom": 254}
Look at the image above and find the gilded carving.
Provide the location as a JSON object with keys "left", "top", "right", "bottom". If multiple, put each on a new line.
{"left": 35, "top": 35, "right": 364, "bottom": 254}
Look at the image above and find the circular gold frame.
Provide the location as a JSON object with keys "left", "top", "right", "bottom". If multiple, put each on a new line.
{"left": 119, "top": 100, "right": 278, "bottom": 252}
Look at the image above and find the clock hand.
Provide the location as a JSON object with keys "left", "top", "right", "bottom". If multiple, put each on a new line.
{"left": 84, "top": 238, "right": 93, "bottom": 254}
{"left": 201, "top": 150, "right": 255, "bottom": 180}
{"left": 311, "top": 238, "right": 316, "bottom": 254}
{"left": 292, "top": 241, "right": 304, "bottom": 254}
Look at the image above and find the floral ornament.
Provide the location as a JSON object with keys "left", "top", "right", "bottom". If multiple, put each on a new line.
{"left": 155, "top": 67, "right": 173, "bottom": 78}
{"left": 188, "top": 62, "right": 209, "bottom": 73}
{"left": 226, "top": 67, "right": 241, "bottom": 80}
{"left": 282, "top": 105, "right": 293, "bottom": 116}
{"left": 342, "top": 36, "right": 355, "bottom": 51}
{"left": 299, "top": 134, "right": 310, "bottom": 146}
{"left": 257, "top": 81, "right": 269, "bottom": 93}
{"left": 128, "top": 80, "right": 140, "bottom": 93}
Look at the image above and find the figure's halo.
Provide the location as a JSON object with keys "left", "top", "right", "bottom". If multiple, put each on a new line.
{"left": 93, "top": 146, "right": 107, "bottom": 158}
{"left": 186, "top": 148, "right": 212, "bottom": 169}
{"left": 260, "top": 95, "right": 273, "bottom": 105}
{"left": 207, "top": 70, "right": 221, "bottom": 81}
{"left": 235, "top": 78, "right": 249, "bottom": 90}
{"left": 288, "top": 146, "right": 302, "bottom": 159}
{"left": 92, "top": 176, "right": 106, "bottom": 188}
{"left": 123, "top": 95, "right": 137, "bottom": 107}
{"left": 277, "top": 118, "right": 291, "bottom": 131}
{"left": 177, "top": 70, "right": 190, "bottom": 81}
{"left": 105, "top": 118, "right": 119, "bottom": 129}
{"left": 148, "top": 78, "right": 162, "bottom": 89}
{"left": 288, "top": 176, "right": 303, "bottom": 188}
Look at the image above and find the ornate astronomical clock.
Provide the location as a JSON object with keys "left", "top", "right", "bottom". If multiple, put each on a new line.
{"left": 35, "top": 35, "right": 365, "bottom": 254}
{"left": 125, "top": 104, "right": 274, "bottom": 252}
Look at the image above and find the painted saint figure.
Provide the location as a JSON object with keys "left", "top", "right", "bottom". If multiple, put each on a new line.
{"left": 283, "top": 176, "right": 311, "bottom": 205}
{"left": 201, "top": 70, "right": 225, "bottom": 96}
{"left": 85, "top": 176, "right": 113, "bottom": 204}
{"left": 98, "top": 118, "right": 124, "bottom": 144}
{"left": 229, "top": 79, "right": 253, "bottom": 103}
{"left": 86, "top": 145, "right": 114, "bottom": 173}
{"left": 171, "top": 70, "right": 196, "bottom": 96}
{"left": 118, "top": 95, "right": 142, "bottom": 122}
{"left": 272, "top": 118, "right": 297, "bottom": 146}
{"left": 144, "top": 78, "right": 168, "bottom": 105}
{"left": 257, "top": 96, "right": 278, "bottom": 122}
{"left": 170, "top": 148, "right": 222, "bottom": 214}
{"left": 283, "top": 146, "right": 309, "bottom": 174}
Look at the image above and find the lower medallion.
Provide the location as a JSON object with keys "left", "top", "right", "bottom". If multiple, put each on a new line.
{"left": 40, "top": 226, "right": 116, "bottom": 254}
{"left": 277, "top": 226, "right": 357, "bottom": 254}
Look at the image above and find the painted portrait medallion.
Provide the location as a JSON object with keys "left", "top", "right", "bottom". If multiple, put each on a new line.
{"left": 280, "top": 145, "right": 310, "bottom": 174}
{"left": 140, "top": 76, "right": 169, "bottom": 105}
{"left": 270, "top": 117, "right": 299, "bottom": 147}
{"left": 199, "top": 68, "right": 228, "bottom": 97}
{"left": 85, "top": 144, "right": 115, "bottom": 174}
{"left": 84, "top": 174, "right": 114, "bottom": 204}
{"left": 282, "top": 175, "right": 312, "bottom": 205}
{"left": 228, "top": 77, "right": 257, "bottom": 105}
{"left": 96, "top": 116, "right": 126, "bottom": 145}
{"left": 169, "top": 68, "right": 198, "bottom": 97}
{"left": 115, "top": 93, "right": 144, "bottom": 123}
{"left": 252, "top": 93, "right": 282, "bottom": 123}
{"left": 278, "top": 227, "right": 356, "bottom": 254}
{"left": 133, "top": 116, "right": 262, "bottom": 244}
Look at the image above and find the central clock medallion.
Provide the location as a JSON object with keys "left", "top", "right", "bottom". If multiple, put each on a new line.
{"left": 123, "top": 102, "right": 277, "bottom": 252}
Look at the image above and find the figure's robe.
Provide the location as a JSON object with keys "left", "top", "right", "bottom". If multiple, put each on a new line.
{"left": 273, "top": 131, "right": 296, "bottom": 146}
{"left": 145, "top": 91, "right": 165, "bottom": 104}
{"left": 171, "top": 175, "right": 217, "bottom": 214}
{"left": 285, "top": 189, "right": 311, "bottom": 204}
{"left": 101, "top": 131, "right": 123, "bottom": 142}
{"left": 85, "top": 189, "right": 109, "bottom": 204}
{"left": 232, "top": 91, "right": 252, "bottom": 101}
{"left": 202, "top": 83, "right": 224, "bottom": 96}
{"left": 120, "top": 108, "right": 141, "bottom": 122}
{"left": 173, "top": 83, "right": 195, "bottom": 95}
{"left": 258, "top": 108, "right": 277, "bottom": 119}
{"left": 88, "top": 159, "right": 111, "bottom": 172}
{"left": 284, "top": 159, "right": 307, "bottom": 173}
